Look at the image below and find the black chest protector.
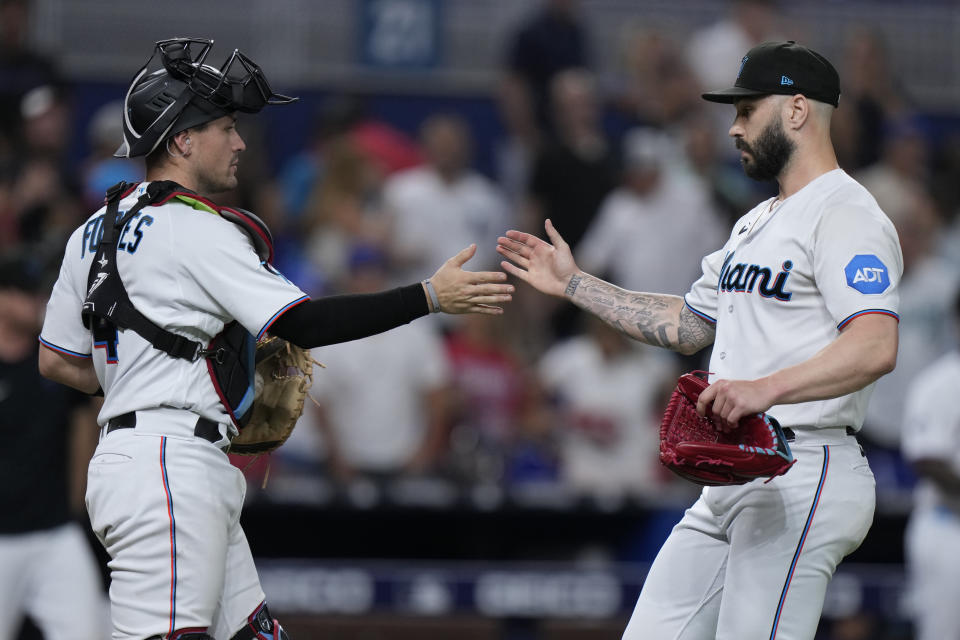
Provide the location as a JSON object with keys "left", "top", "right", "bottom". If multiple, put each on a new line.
{"left": 81, "top": 180, "right": 276, "bottom": 429}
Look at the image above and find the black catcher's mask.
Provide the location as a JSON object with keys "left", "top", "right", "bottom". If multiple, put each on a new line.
{"left": 116, "top": 37, "right": 297, "bottom": 158}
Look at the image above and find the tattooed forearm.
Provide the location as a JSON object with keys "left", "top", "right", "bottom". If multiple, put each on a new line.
{"left": 641, "top": 326, "right": 673, "bottom": 349}
{"left": 677, "top": 305, "right": 716, "bottom": 354}
{"left": 566, "top": 274, "right": 700, "bottom": 351}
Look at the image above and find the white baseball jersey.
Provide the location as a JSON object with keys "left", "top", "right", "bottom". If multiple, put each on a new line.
{"left": 626, "top": 168, "right": 897, "bottom": 639}
{"left": 309, "top": 321, "right": 450, "bottom": 471}
{"left": 684, "top": 168, "right": 903, "bottom": 430}
{"left": 40, "top": 182, "right": 309, "bottom": 428}
{"left": 40, "top": 182, "right": 309, "bottom": 639}
{"left": 901, "top": 351, "right": 960, "bottom": 640}
{"left": 902, "top": 351, "right": 960, "bottom": 513}
{"left": 383, "top": 166, "right": 510, "bottom": 285}
{"left": 576, "top": 173, "right": 726, "bottom": 296}
{"left": 538, "top": 336, "right": 675, "bottom": 496}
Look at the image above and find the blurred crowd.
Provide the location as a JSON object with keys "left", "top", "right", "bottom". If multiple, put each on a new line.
{"left": 3, "top": 0, "right": 960, "bottom": 636}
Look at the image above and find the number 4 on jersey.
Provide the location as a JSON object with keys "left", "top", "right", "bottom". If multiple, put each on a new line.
{"left": 92, "top": 320, "right": 119, "bottom": 363}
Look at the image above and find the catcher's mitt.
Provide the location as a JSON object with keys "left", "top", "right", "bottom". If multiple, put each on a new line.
{"left": 658, "top": 372, "right": 795, "bottom": 486}
{"left": 229, "top": 336, "right": 319, "bottom": 455}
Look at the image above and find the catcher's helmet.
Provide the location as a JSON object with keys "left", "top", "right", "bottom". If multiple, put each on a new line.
{"left": 116, "top": 37, "right": 297, "bottom": 158}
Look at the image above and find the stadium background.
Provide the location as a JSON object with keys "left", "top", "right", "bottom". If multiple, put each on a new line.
{"left": 7, "top": 0, "right": 959, "bottom": 638}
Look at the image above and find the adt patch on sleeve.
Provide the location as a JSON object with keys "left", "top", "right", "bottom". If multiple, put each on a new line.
{"left": 844, "top": 254, "right": 890, "bottom": 294}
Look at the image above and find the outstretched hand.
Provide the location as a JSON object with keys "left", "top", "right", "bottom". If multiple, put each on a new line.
{"left": 496, "top": 219, "right": 581, "bottom": 298}
{"left": 429, "top": 244, "right": 514, "bottom": 315}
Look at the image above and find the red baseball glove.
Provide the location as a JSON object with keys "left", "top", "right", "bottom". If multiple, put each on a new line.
{"left": 659, "top": 372, "right": 795, "bottom": 486}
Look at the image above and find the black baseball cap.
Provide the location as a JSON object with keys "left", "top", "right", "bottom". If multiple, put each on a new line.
{"left": 702, "top": 41, "right": 840, "bottom": 107}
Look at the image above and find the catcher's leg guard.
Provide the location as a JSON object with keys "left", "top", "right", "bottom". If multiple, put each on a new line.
{"left": 147, "top": 631, "right": 213, "bottom": 640}
{"left": 230, "top": 602, "right": 290, "bottom": 640}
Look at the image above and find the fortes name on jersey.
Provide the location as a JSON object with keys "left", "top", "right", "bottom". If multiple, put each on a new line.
{"left": 718, "top": 251, "right": 793, "bottom": 301}
{"left": 81, "top": 210, "right": 154, "bottom": 258}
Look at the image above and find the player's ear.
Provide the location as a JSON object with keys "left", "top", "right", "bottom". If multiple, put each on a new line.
{"left": 171, "top": 130, "right": 191, "bottom": 156}
{"left": 785, "top": 94, "right": 809, "bottom": 131}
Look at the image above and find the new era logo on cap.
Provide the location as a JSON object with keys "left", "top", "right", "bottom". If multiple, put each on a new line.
{"left": 702, "top": 41, "right": 840, "bottom": 107}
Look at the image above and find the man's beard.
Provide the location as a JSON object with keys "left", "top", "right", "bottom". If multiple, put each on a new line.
{"left": 735, "top": 117, "right": 795, "bottom": 182}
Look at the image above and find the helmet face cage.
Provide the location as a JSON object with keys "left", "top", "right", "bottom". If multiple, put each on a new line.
{"left": 116, "top": 37, "right": 297, "bottom": 158}
{"left": 156, "top": 37, "right": 296, "bottom": 113}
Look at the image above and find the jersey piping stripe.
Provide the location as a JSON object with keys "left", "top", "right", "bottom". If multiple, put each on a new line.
{"left": 683, "top": 298, "right": 717, "bottom": 324}
{"left": 38, "top": 337, "right": 91, "bottom": 358}
{"left": 769, "top": 445, "right": 830, "bottom": 639}
{"left": 159, "top": 437, "right": 179, "bottom": 635}
{"left": 257, "top": 295, "right": 310, "bottom": 340}
{"left": 837, "top": 309, "right": 899, "bottom": 330}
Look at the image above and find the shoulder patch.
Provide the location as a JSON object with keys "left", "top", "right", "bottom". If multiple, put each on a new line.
{"left": 844, "top": 254, "right": 890, "bottom": 294}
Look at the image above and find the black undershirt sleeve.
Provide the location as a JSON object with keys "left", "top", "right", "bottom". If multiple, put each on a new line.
{"left": 268, "top": 283, "right": 430, "bottom": 348}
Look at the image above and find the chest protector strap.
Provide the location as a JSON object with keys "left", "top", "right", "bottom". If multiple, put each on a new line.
{"left": 81, "top": 180, "right": 275, "bottom": 429}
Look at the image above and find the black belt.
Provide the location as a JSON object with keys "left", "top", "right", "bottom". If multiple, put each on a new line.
{"left": 105, "top": 411, "right": 224, "bottom": 445}
{"left": 781, "top": 426, "right": 856, "bottom": 442}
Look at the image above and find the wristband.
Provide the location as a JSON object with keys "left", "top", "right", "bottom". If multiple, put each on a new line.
{"left": 422, "top": 279, "right": 441, "bottom": 313}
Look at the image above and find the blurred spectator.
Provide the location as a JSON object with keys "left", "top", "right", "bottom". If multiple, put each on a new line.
{"left": 0, "top": 252, "right": 107, "bottom": 639}
{"left": 525, "top": 68, "right": 620, "bottom": 339}
{"left": 860, "top": 182, "right": 957, "bottom": 499}
{"left": 929, "top": 130, "right": 960, "bottom": 227}
{"left": 505, "top": 0, "right": 590, "bottom": 132}
{"left": 494, "top": 74, "right": 542, "bottom": 209}
{"left": 681, "top": 115, "right": 760, "bottom": 226}
{"left": 9, "top": 84, "right": 84, "bottom": 261}
{"left": 857, "top": 116, "right": 931, "bottom": 203}
{"left": 614, "top": 25, "right": 702, "bottom": 129}
{"left": 901, "top": 288, "right": 960, "bottom": 640}
{"left": 854, "top": 121, "right": 950, "bottom": 452}
{"left": 686, "top": 0, "right": 782, "bottom": 92}
{"left": 277, "top": 97, "right": 362, "bottom": 225}
{"left": 306, "top": 245, "right": 452, "bottom": 482}
{"left": 526, "top": 68, "right": 619, "bottom": 252}
{"left": 383, "top": 113, "right": 510, "bottom": 287}
{"left": 537, "top": 314, "right": 679, "bottom": 499}
{"left": 20, "top": 84, "right": 71, "bottom": 161}
{"left": 351, "top": 112, "right": 424, "bottom": 177}
{"left": 7, "top": 154, "right": 83, "bottom": 259}
{"left": 0, "top": 0, "right": 63, "bottom": 155}
{"left": 576, "top": 127, "right": 726, "bottom": 297}
{"left": 932, "top": 130, "right": 960, "bottom": 270}
{"left": 443, "top": 314, "right": 554, "bottom": 486}
{"left": 834, "top": 29, "right": 910, "bottom": 171}
{"left": 301, "top": 136, "right": 389, "bottom": 291}
{"left": 277, "top": 95, "right": 422, "bottom": 227}
{"left": 685, "top": 0, "right": 782, "bottom": 151}
{"left": 79, "top": 100, "right": 141, "bottom": 211}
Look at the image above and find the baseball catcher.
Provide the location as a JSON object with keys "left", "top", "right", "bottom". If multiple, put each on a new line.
{"left": 659, "top": 372, "right": 795, "bottom": 486}
{"left": 40, "top": 35, "right": 514, "bottom": 640}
